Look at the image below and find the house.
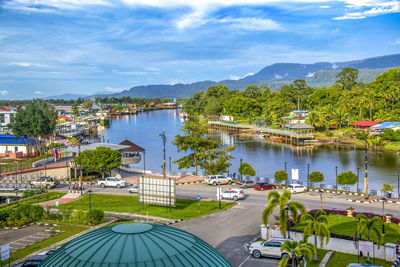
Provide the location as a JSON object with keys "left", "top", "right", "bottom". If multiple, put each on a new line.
{"left": 208, "top": 115, "right": 220, "bottom": 121}
{"left": 350, "top": 121, "right": 381, "bottom": 129}
{"left": 288, "top": 110, "right": 309, "bottom": 124}
{"left": 0, "top": 134, "right": 38, "bottom": 158}
{"left": 370, "top": 122, "right": 400, "bottom": 132}
{"left": 0, "top": 107, "right": 17, "bottom": 132}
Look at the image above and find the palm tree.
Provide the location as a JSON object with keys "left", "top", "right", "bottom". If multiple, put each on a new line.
{"left": 355, "top": 214, "right": 383, "bottom": 261}
{"left": 263, "top": 190, "right": 306, "bottom": 237}
{"left": 305, "top": 111, "right": 320, "bottom": 129}
{"left": 300, "top": 210, "right": 330, "bottom": 261}
{"left": 332, "top": 106, "right": 349, "bottom": 128}
{"left": 278, "top": 237, "right": 316, "bottom": 267}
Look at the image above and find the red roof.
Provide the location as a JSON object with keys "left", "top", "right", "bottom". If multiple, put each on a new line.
{"left": 58, "top": 115, "right": 72, "bottom": 121}
{"left": 350, "top": 121, "right": 381, "bottom": 127}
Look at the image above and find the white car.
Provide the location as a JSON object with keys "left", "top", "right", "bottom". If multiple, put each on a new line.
{"left": 288, "top": 184, "right": 307, "bottom": 194}
{"left": 249, "top": 238, "right": 291, "bottom": 259}
{"left": 128, "top": 184, "right": 139, "bottom": 193}
{"left": 217, "top": 188, "right": 245, "bottom": 201}
{"left": 205, "top": 175, "right": 232, "bottom": 186}
{"left": 97, "top": 177, "right": 126, "bottom": 188}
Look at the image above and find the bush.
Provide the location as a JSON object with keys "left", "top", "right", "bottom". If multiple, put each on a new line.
{"left": 86, "top": 209, "right": 104, "bottom": 225}
{"left": 72, "top": 210, "right": 86, "bottom": 224}
{"left": 325, "top": 131, "right": 333, "bottom": 137}
{"left": 356, "top": 131, "right": 369, "bottom": 140}
{"left": 22, "top": 188, "right": 45, "bottom": 198}
{"left": 381, "top": 129, "right": 400, "bottom": 141}
{"left": 308, "top": 171, "right": 324, "bottom": 183}
{"left": 337, "top": 171, "right": 358, "bottom": 189}
{"left": 59, "top": 206, "right": 73, "bottom": 221}
{"left": 239, "top": 162, "right": 256, "bottom": 176}
{"left": 0, "top": 204, "right": 44, "bottom": 227}
{"left": 274, "top": 170, "right": 288, "bottom": 183}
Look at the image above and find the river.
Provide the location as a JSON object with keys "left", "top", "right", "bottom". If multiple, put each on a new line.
{"left": 100, "top": 109, "right": 400, "bottom": 194}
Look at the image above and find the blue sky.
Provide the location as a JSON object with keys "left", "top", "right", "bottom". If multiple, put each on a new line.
{"left": 0, "top": 0, "right": 399, "bottom": 99}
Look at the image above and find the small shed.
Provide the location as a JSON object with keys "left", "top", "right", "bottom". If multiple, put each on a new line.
{"left": 289, "top": 123, "right": 314, "bottom": 131}
{"left": 207, "top": 115, "right": 220, "bottom": 120}
{"left": 0, "top": 134, "right": 38, "bottom": 158}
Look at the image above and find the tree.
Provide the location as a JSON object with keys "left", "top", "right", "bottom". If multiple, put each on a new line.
{"left": 308, "top": 171, "right": 324, "bottom": 183}
{"left": 238, "top": 162, "right": 255, "bottom": 177}
{"left": 274, "top": 170, "right": 288, "bottom": 183}
{"left": 75, "top": 146, "right": 122, "bottom": 178}
{"left": 336, "top": 171, "right": 358, "bottom": 191}
{"left": 336, "top": 67, "right": 359, "bottom": 90}
{"left": 201, "top": 146, "right": 234, "bottom": 175}
{"left": 381, "top": 183, "right": 393, "bottom": 197}
{"left": 81, "top": 99, "right": 93, "bottom": 111}
{"left": 300, "top": 210, "right": 330, "bottom": 261}
{"left": 9, "top": 99, "right": 57, "bottom": 155}
{"left": 279, "top": 237, "right": 316, "bottom": 267}
{"left": 262, "top": 190, "right": 306, "bottom": 237}
{"left": 355, "top": 214, "right": 383, "bottom": 261}
{"left": 173, "top": 120, "right": 220, "bottom": 175}
{"left": 72, "top": 102, "right": 80, "bottom": 119}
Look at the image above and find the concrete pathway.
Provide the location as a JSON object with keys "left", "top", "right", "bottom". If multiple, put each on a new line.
{"left": 319, "top": 250, "right": 334, "bottom": 267}
{"left": 38, "top": 192, "right": 81, "bottom": 207}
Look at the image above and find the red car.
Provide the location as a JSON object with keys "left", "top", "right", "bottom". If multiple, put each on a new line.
{"left": 253, "top": 183, "right": 276, "bottom": 191}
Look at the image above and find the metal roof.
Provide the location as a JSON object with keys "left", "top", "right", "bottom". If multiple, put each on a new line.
{"left": 119, "top": 139, "right": 145, "bottom": 152}
{"left": 0, "top": 134, "right": 38, "bottom": 145}
{"left": 350, "top": 121, "right": 381, "bottom": 127}
{"left": 65, "top": 143, "right": 130, "bottom": 153}
{"left": 370, "top": 121, "right": 400, "bottom": 129}
{"left": 39, "top": 223, "right": 231, "bottom": 267}
{"left": 289, "top": 123, "right": 314, "bottom": 130}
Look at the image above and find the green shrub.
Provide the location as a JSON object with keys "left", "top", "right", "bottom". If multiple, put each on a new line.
{"left": 86, "top": 209, "right": 104, "bottom": 225}
{"left": 308, "top": 171, "right": 324, "bottom": 183}
{"left": 325, "top": 131, "right": 333, "bottom": 137}
{"left": 274, "top": 170, "right": 288, "bottom": 183}
{"left": 72, "top": 210, "right": 86, "bottom": 224}
{"left": 59, "top": 206, "right": 73, "bottom": 221}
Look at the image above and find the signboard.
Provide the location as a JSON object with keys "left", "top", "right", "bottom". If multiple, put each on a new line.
{"left": 1, "top": 244, "right": 10, "bottom": 261}
{"left": 139, "top": 177, "right": 175, "bottom": 206}
{"left": 196, "top": 195, "right": 201, "bottom": 201}
{"left": 228, "top": 188, "right": 232, "bottom": 193}
{"left": 220, "top": 115, "right": 234, "bottom": 122}
{"left": 216, "top": 187, "right": 222, "bottom": 200}
{"left": 291, "top": 169, "right": 299, "bottom": 180}
{"left": 359, "top": 241, "right": 373, "bottom": 254}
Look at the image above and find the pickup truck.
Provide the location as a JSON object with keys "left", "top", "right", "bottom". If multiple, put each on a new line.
{"left": 97, "top": 177, "right": 126, "bottom": 188}
{"left": 205, "top": 175, "right": 232, "bottom": 186}
{"left": 30, "top": 177, "right": 60, "bottom": 189}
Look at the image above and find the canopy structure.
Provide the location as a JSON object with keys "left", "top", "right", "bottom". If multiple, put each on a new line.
{"left": 289, "top": 123, "right": 314, "bottom": 131}
{"left": 119, "top": 139, "right": 145, "bottom": 153}
{"left": 350, "top": 121, "right": 381, "bottom": 128}
{"left": 65, "top": 143, "right": 130, "bottom": 154}
{"left": 370, "top": 121, "right": 400, "bottom": 130}
{"left": 39, "top": 223, "right": 231, "bottom": 267}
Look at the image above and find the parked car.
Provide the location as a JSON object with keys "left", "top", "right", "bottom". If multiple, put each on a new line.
{"left": 128, "top": 184, "right": 140, "bottom": 193}
{"left": 217, "top": 188, "right": 245, "bottom": 201}
{"left": 205, "top": 175, "right": 232, "bottom": 186}
{"left": 16, "top": 254, "right": 47, "bottom": 267}
{"left": 97, "top": 177, "right": 126, "bottom": 188}
{"left": 30, "top": 177, "right": 59, "bottom": 189}
{"left": 249, "top": 238, "right": 291, "bottom": 259}
{"left": 288, "top": 184, "right": 307, "bottom": 194}
{"left": 239, "top": 180, "right": 255, "bottom": 188}
{"left": 253, "top": 182, "right": 276, "bottom": 191}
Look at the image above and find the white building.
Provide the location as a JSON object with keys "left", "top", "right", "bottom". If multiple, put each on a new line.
{"left": 0, "top": 107, "right": 17, "bottom": 132}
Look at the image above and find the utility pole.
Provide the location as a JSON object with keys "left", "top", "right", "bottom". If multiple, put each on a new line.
{"left": 158, "top": 129, "right": 167, "bottom": 178}
{"left": 307, "top": 163, "right": 310, "bottom": 187}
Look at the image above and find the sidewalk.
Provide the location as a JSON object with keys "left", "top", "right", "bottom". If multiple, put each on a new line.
{"left": 10, "top": 219, "right": 116, "bottom": 267}
{"left": 38, "top": 192, "right": 82, "bottom": 207}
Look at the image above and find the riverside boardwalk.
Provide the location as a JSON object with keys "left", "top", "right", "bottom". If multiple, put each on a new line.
{"left": 208, "top": 121, "right": 315, "bottom": 146}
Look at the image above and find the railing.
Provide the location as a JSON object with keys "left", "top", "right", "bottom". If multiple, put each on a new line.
{"left": 208, "top": 121, "right": 314, "bottom": 138}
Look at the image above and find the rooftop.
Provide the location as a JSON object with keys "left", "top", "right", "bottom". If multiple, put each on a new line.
{"left": 0, "top": 134, "right": 38, "bottom": 145}
{"left": 119, "top": 139, "right": 145, "bottom": 152}
{"left": 65, "top": 143, "right": 130, "bottom": 153}
{"left": 350, "top": 121, "right": 381, "bottom": 127}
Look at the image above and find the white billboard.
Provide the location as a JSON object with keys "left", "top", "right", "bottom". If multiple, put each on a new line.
{"left": 139, "top": 177, "right": 175, "bottom": 206}
{"left": 291, "top": 169, "right": 299, "bottom": 181}
{"left": 220, "top": 115, "right": 234, "bottom": 122}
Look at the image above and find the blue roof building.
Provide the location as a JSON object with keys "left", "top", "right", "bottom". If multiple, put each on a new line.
{"left": 370, "top": 122, "right": 400, "bottom": 130}
{"left": 0, "top": 134, "right": 38, "bottom": 157}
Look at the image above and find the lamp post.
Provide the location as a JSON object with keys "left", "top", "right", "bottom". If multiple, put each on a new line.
{"left": 284, "top": 162, "right": 287, "bottom": 172}
{"left": 88, "top": 189, "right": 92, "bottom": 211}
{"left": 240, "top": 158, "right": 243, "bottom": 181}
{"left": 335, "top": 166, "right": 338, "bottom": 190}
{"left": 319, "top": 190, "right": 323, "bottom": 211}
{"left": 78, "top": 144, "right": 82, "bottom": 192}
{"left": 357, "top": 167, "right": 360, "bottom": 193}
{"left": 218, "top": 181, "right": 221, "bottom": 209}
{"left": 285, "top": 206, "right": 290, "bottom": 239}
{"left": 358, "top": 138, "right": 369, "bottom": 199}
{"left": 397, "top": 170, "right": 399, "bottom": 200}
{"left": 169, "top": 156, "right": 171, "bottom": 174}
{"left": 307, "top": 163, "right": 310, "bottom": 187}
{"left": 20, "top": 162, "right": 22, "bottom": 182}
{"left": 158, "top": 129, "right": 167, "bottom": 178}
{"left": 381, "top": 197, "right": 386, "bottom": 235}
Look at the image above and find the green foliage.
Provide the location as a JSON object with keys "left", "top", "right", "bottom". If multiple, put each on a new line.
{"left": 308, "top": 171, "right": 324, "bottom": 183}
{"left": 262, "top": 190, "right": 306, "bottom": 237}
{"left": 381, "top": 129, "right": 400, "bottom": 141}
{"left": 238, "top": 162, "right": 255, "bottom": 176}
{"left": 356, "top": 131, "right": 369, "bottom": 140}
{"left": 381, "top": 183, "right": 393, "bottom": 195}
{"left": 336, "top": 171, "right": 358, "bottom": 188}
{"left": 59, "top": 206, "right": 73, "bottom": 221}
{"left": 0, "top": 204, "right": 44, "bottom": 228}
{"left": 355, "top": 214, "right": 383, "bottom": 248}
{"left": 22, "top": 188, "right": 45, "bottom": 198}
{"left": 279, "top": 237, "right": 317, "bottom": 267}
{"left": 86, "top": 209, "right": 104, "bottom": 225}
{"left": 75, "top": 146, "right": 122, "bottom": 178}
{"left": 72, "top": 210, "right": 87, "bottom": 224}
{"left": 301, "top": 210, "right": 330, "bottom": 253}
{"left": 336, "top": 67, "right": 359, "bottom": 90}
{"left": 201, "top": 146, "right": 235, "bottom": 175}
{"left": 274, "top": 170, "right": 288, "bottom": 182}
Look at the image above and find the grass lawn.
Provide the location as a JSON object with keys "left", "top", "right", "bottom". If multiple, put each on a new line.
{"left": 0, "top": 192, "right": 66, "bottom": 211}
{"left": 327, "top": 251, "right": 393, "bottom": 267}
{"left": 384, "top": 141, "right": 400, "bottom": 150}
{"left": 299, "top": 249, "right": 329, "bottom": 267}
{"left": 61, "top": 194, "right": 235, "bottom": 220}
{"left": 1, "top": 224, "right": 88, "bottom": 266}
{"left": 291, "top": 214, "right": 400, "bottom": 244}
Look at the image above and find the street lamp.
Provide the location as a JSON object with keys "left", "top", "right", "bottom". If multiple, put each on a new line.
{"left": 381, "top": 197, "right": 386, "bottom": 235}
{"left": 397, "top": 170, "right": 399, "bottom": 200}
{"left": 319, "top": 190, "right": 323, "bottom": 211}
{"left": 78, "top": 144, "right": 82, "bottom": 192}
{"left": 88, "top": 189, "right": 92, "bottom": 211}
{"left": 218, "top": 181, "right": 221, "bottom": 209}
{"left": 169, "top": 156, "right": 171, "bottom": 174}
{"left": 357, "top": 168, "right": 360, "bottom": 193}
{"left": 284, "top": 162, "right": 287, "bottom": 173}
{"left": 307, "top": 163, "right": 310, "bottom": 187}
{"left": 158, "top": 129, "right": 167, "bottom": 178}
{"left": 335, "top": 166, "right": 338, "bottom": 190}
{"left": 285, "top": 206, "right": 290, "bottom": 239}
{"left": 358, "top": 138, "right": 369, "bottom": 199}
{"left": 240, "top": 158, "right": 243, "bottom": 181}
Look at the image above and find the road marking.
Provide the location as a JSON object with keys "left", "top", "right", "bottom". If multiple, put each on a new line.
{"left": 238, "top": 255, "right": 251, "bottom": 267}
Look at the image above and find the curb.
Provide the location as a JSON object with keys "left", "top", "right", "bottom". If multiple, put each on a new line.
{"left": 319, "top": 250, "right": 334, "bottom": 267}
{"left": 167, "top": 219, "right": 184, "bottom": 225}
{"left": 347, "top": 198, "right": 380, "bottom": 204}
{"left": 176, "top": 181, "right": 204, "bottom": 185}
{"left": 309, "top": 189, "right": 364, "bottom": 196}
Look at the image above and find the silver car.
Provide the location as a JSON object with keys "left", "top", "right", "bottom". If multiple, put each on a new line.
{"left": 249, "top": 238, "right": 291, "bottom": 259}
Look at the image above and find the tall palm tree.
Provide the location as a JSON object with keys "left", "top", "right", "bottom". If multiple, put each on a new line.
{"left": 278, "top": 237, "right": 316, "bottom": 267}
{"left": 332, "top": 106, "right": 349, "bottom": 128}
{"left": 305, "top": 111, "right": 320, "bottom": 129}
{"left": 355, "top": 214, "right": 383, "bottom": 261}
{"left": 300, "top": 210, "right": 330, "bottom": 261}
{"left": 263, "top": 190, "right": 306, "bottom": 237}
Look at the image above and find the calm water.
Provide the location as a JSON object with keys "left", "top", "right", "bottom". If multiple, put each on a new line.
{"left": 101, "top": 109, "right": 400, "bottom": 193}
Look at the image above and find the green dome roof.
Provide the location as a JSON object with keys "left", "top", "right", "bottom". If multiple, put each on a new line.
{"left": 39, "top": 223, "right": 231, "bottom": 267}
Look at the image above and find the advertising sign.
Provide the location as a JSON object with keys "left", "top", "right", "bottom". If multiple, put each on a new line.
{"left": 291, "top": 169, "right": 299, "bottom": 180}
{"left": 139, "top": 177, "right": 175, "bottom": 206}
{"left": 1, "top": 244, "right": 10, "bottom": 261}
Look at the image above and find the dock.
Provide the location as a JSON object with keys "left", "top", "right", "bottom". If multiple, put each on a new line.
{"left": 208, "top": 121, "right": 315, "bottom": 146}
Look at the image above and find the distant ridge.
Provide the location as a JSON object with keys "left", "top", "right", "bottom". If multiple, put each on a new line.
{"left": 44, "top": 93, "right": 88, "bottom": 100}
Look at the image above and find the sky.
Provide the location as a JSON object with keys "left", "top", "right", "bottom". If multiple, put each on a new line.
{"left": 0, "top": 0, "right": 399, "bottom": 100}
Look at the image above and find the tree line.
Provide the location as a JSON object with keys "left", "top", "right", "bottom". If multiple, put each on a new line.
{"left": 183, "top": 68, "right": 400, "bottom": 130}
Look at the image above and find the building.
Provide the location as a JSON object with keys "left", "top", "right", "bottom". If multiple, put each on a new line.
{"left": 350, "top": 121, "right": 381, "bottom": 129}
{"left": 0, "top": 107, "right": 17, "bottom": 132}
{"left": 0, "top": 134, "right": 38, "bottom": 158}
{"left": 288, "top": 110, "right": 309, "bottom": 124}
{"left": 39, "top": 223, "right": 231, "bottom": 266}
{"left": 370, "top": 122, "right": 400, "bottom": 132}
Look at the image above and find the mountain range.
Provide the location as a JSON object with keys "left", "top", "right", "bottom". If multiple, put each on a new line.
{"left": 46, "top": 54, "right": 400, "bottom": 100}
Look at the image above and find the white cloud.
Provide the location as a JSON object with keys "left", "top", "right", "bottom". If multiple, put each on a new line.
{"left": 394, "top": 38, "right": 400, "bottom": 45}
{"left": 332, "top": 63, "right": 338, "bottom": 69}
{"left": 334, "top": 0, "right": 400, "bottom": 20}
{"left": 10, "top": 62, "right": 48, "bottom": 67}
{"left": 274, "top": 74, "right": 283, "bottom": 79}
{"left": 319, "top": 5, "right": 331, "bottom": 8}
{"left": 102, "top": 87, "right": 125, "bottom": 93}
{"left": 169, "top": 79, "right": 184, "bottom": 85}
{"left": 34, "top": 91, "right": 44, "bottom": 94}
{"left": 0, "top": 90, "right": 9, "bottom": 96}
{"left": 230, "top": 72, "right": 254, "bottom": 80}
{"left": 219, "top": 17, "right": 280, "bottom": 31}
